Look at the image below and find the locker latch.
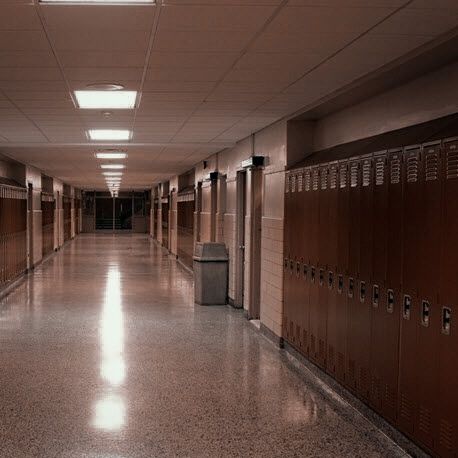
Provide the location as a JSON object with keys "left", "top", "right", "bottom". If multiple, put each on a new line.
{"left": 328, "top": 272, "right": 334, "bottom": 290}
{"left": 442, "top": 307, "right": 451, "bottom": 335}
{"left": 360, "top": 281, "right": 366, "bottom": 302}
{"left": 372, "top": 285, "right": 379, "bottom": 307}
{"left": 387, "top": 289, "right": 394, "bottom": 314}
{"left": 338, "top": 275, "right": 344, "bottom": 294}
{"left": 421, "top": 300, "right": 430, "bottom": 327}
{"left": 296, "top": 261, "right": 301, "bottom": 277}
{"left": 403, "top": 295, "right": 411, "bottom": 320}
{"left": 284, "top": 258, "right": 288, "bottom": 271}
{"left": 319, "top": 269, "right": 324, "bottom": 286}
{"left": 303, "top": 264, "right": 308, "bottom": 280}
{"left": 311, "top": 266, "right": 316, "bottom": 283}
{"left": 289, "top": 259, "right": 294, "bottom": 275}
{"left": 348, "top": 278, "right": 354, "bottom": 298}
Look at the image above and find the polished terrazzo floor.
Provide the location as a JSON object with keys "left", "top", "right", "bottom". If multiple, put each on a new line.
{"left": 0, "top": 234, "right": 412, "bottom": 458}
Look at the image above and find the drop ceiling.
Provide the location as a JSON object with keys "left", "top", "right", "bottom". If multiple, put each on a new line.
{"left": 0, "top": 0, "right": 457, "bottom": 189}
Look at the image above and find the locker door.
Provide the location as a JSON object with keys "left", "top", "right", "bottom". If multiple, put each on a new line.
{"left": 308, "top": 165, "right": 321, "bottom": 363}
{"left": 354, "top": 154, "right": 373, "bottom": 399}
{"left": 398, "top": 145, "right": 423, "bottom": 436}
{"left": 437, "top": 137, "right": 458, "bottom": 457}
{"left": 346, "top": 158, "right": 362, "bottom": 393}
{"left": 369, "top": 151, "right": 389, "bottom": 414}
{"left": 335, "top": 160, "right": 349, "bottom": 384}
{"left": 326, "top": 162, "right": 340, "bottom": 377}
{"left": 316, "top": 163, "right": 329, "bottom": 369}
{"left": 283, "top": 172, "right": 293, "bottom": 341}
{"left": 300, "top": 167, "right": 312, "bottom": 356}
{"left": 291, "top": 170, "right": 304, "bottom": 351}
{"left": 414, "top": 141, "right": 442, "bottom": 450}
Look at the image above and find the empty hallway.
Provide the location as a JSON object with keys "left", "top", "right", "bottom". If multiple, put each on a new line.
{"left": 1, "top": 234, "right": 410, "bottom": 458}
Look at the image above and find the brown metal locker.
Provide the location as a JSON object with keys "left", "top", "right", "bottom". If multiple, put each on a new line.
{"left": 413, "top": 141, "right": 443, "bottom": 450}
{"left": 283, "top": 172, "right": 293, "bottom": 341}
{"left": 308, "top": 165, "right": 321, "bottom": 364}
{"left": 41, "top": 192, "right": 55, "bottom": 257}
{"left": 326, "top": 162, "right": 340, "bottom": 377}
{"left": 335, "top": 160, "right": 350, "bottom": 384}
{"left": 398, "top": 145, "right": 423, "bottom": 436}
{"left": 437, "top": 137, "right": 458, "bottom": 457}
{"left": 346, "top": 158, "right": 362, "bottom": 393}
{"left": 370, "top": 151, "right": 399, "bottom": 422}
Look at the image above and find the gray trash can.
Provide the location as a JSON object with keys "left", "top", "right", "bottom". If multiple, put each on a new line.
{"left": 193, "top": 242, "right": 228, "bottom": 305}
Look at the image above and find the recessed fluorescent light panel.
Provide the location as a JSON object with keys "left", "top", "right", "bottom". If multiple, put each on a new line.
{"left": 89, "top": 130, "right": 131, "bottom": 141}
{"left": 41, "top": 1, "right": 154, "bottom": 4}
{"left": 103, "top": 172, "right": 123, "bottom": 176}
{"left": 75, "top": 91, "right": 137, "bottom": 109}
{"left": 101, "top": 164, "right": 125, "bottom": 170}
{"left": 95, "top": 152, "right": 128, "bottom": 159}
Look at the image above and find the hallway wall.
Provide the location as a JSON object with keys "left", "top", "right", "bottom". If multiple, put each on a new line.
{"left": 156, "top": 61, "right": 458, "bottom": 341}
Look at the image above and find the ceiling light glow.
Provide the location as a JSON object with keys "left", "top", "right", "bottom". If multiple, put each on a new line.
{"left": 75, "top": 91, "right": 137, "bottom": 109}
{"left": 101, "top": 164, "right": 125, "bottom": 169}
{"left": 42, "top": 1, "right": 153, "bottom": 4}
{"left": 89, "top": 130, "right": 131, "bottom": 141}
{"left": 95, "top": 152, "right": 128, "bottom": 159}
{"left": 103, "top": 172, "right": 123, "bottom": 176}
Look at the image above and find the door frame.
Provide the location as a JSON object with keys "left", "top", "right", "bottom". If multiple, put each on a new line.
{"left": 234, "top": 170, "right": 246, "bottom": 308}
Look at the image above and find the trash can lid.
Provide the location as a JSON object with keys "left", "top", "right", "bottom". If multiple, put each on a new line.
{"left": 193, "top": 242, "right": 228, "bottom": 261}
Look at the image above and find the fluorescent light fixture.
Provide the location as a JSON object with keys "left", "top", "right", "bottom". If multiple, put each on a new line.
{"left": 103, "top": 172, "right": 123, "bottom": 176}
{"left": 41, "top": 1, "right": 154, "bottom": 4}
{"left": 101, "top": 164, "right": 125, "bottom": 170}
{"left": 75, "top": 91, "right": 137, "bottom": 109}
{"left": 106, "top": 177, "right": 122, "bottom": 181}
{"left": 89, "top": 130, "right": 131, "bottom": 141}
{"left": 95, "top": 152, "right": 128, "bottom": 159}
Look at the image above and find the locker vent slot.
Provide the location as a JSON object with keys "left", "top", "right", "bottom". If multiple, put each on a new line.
{"left": 375, "top": 158, "right": 385, "bottom": 185}
{"left": 291, "top": 174, "right": 296, "bottom": 192}
{"left": 320, "top": 169, "right": 328, "bottom": 190}
{"left": 337, "top": 352, "right": 345, "bottom": 374}
{"left": 362, "top": 160, "right": 371, "bottom": 187}
{"left": 296, "top": 324, "right": 301, "bottom": 347}
{"left": 304, "top": 169, "right": 311, "bottom": 191}
{"left": 339, "top": 165, "right": 347, "bottom": 188}
{"left": 418, "top": 405, "right": 432, "bottom": 436}
{"left": 312, "top": 169, "right": 319, "bottom": 191}
{"left": 360, "top": 367, "right": 370, "bottom": 394}
{"left": 297, "top": 173, "right": 303, "bottom": 192}
{"left": 348, "top": 359, "right": 356, "bottom": 382}
{"left": 319, "top": 339, "right": 326, "bottom": 360}
{"left": 439, "top": 419, "right": 454, "bottom": 451}
{"left": 400, "top": 392, "right": 413, "bottom": 423}
{"left": 446, "top": 148, "right": 458, "bottom": 179}
{"left": 425, "top": 152, "right": 439, "bottom": 181}
{"left": 329, "top": 166, "right": 338, "bottom": 189}
{"left": 328, "top": 345, "right": 335, "bottom": 369}
{"left": 406, "top": 154, "right": 419, "bottom": 183}
{"left": 302, "top": 330, "right": 308, "bottom": 351}
{"left": 350, "top": 163, "right": 358, "bottom": 188}
{"left": 384, "top": 385, "right": 397, "bottom": 412}
{"left": 371, "top": 376, "right": 381, "bottom": 405}
{"left": 311, "top": 335, "right": 316, "bottom": 354}
{"left": 390, "top": 156, "right": 401, "bottom": 184}
{"left": 421, "top": 300, "right": 430, "bottom": 327}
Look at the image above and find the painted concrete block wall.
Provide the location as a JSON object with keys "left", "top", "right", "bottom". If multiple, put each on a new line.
{"left": 26, "top": 166, "right": 43, "bottom": 268}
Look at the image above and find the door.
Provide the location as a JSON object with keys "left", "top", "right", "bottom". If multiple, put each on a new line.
{"left": 27, "top": 183, "right": 33, "bottom": 269}
{"left": 234, "top": 170, "right": 246, "bottom": 308}
{"left": 115, "top": 198, "right": 133, "bottom": 230}
{"left": 95, "top": 197, "right": 114, "bottom": 230}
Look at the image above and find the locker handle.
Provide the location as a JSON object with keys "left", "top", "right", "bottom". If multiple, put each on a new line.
{"left": 303, "top": 264, "right": 308, "bottom": 279}
{"left": 289, "top": 260, "right": 294, "bottom": 275}
{"left": 311, "top": 266, "right": 316, "bottom": 283}
{"left": 442, "top": 307, "right": 451, "bottom": 335}
{"left": 296, "top": 261, "right": 301, "bottom": 277}
{"left": 387, "top": 289, "right": 394, "bottom": 314}
{"left": 421, "top": 300, "right": 430, "bottom": 327}
{"left": 360, "top": 281, "right": 366, "bottom": 303}
{"left": 284, "top": 258, "right": 288, "bottom": 270}
{"left": 403, "top": 295, "right": 411, "bottom": 320}
{"left": 319, "top": 269, "right": 324, "bottom": 286}
{"left": 328, "top": 272, "right": 333, "bottom": 290}
{"left": 348, "top": 278, "right": 354, "bottom": 299}
{"left": 372, "top": 285, "right": 379, "bottom": 307}
{"left": 338, "top": 275, "right": 344, "bottom": 294}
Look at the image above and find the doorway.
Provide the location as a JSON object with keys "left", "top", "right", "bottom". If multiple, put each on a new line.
{"left": 27, "top": 182, "right": 34, "bottom": 270}
{"left": 234, "top": 171, "right": 246, "bottom": 308}
{"left": 115, "top": 198, "right": 132, "bottom": 230}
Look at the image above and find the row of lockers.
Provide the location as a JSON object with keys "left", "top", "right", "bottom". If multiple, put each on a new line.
{"left": 63, "top": 196, "right": 72, "bottom": 242}
{"left": 42, "top": 193, "right": 55, "bottom": 257}
{"left": 0, "top": 185, "right": 27, "bottom": 287}
{"left": 177, "top": 192, "right": 195, "bottom": 269}
{"left": 283, "top": 137, "right": 458, "bottom": 457}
